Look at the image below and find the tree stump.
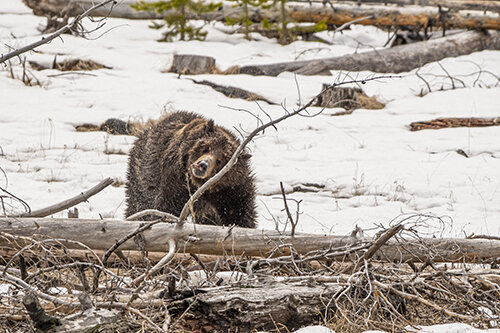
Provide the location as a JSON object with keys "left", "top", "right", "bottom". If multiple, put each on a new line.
{"left": 169, "top": 54, "right": 216, "bottom": 75}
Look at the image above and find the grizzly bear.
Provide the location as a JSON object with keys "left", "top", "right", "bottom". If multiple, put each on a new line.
{"left": 125, "top": 111, "right": 257, "bottom": 228}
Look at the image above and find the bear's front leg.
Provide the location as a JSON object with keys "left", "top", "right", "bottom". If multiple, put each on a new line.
{"left": 193, "top": 200, "right": 222, "bottom": 226}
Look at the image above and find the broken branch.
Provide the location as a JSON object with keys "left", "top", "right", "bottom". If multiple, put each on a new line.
{"left": 16, "top": 177, "right": 114, "bottom": 218}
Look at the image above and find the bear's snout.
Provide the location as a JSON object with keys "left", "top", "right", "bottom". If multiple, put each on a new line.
{"left": 191, "top": 155, "right": 215, "bottom": 179}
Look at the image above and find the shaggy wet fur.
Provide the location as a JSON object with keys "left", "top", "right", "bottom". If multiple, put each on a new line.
{"left": 125, "top": 111, "right": 256, "bottom": 228}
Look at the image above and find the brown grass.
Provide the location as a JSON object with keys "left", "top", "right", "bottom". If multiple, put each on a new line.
{"left": 358, "top": 94, "right": 386, "bottom": 110}
{"left": 29, "top": 58, "right": 111, "bottom": 71}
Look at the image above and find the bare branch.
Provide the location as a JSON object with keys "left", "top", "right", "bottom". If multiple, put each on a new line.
{"left": 132, "top": 238, "right": 176, "bottom": 286}
{"left": 280, "top": 181, "right": 298, "bottom": 238}
{"left": 0, "top": 0, "right": 117, "bottom": 64}
{"left": 126, "top": 209, "right": 178, "bottom": 221}
{"left": 334, "top": 15, "right": 374, "bottom": 33}
{"left": 16, "top": 177, "right": 114, "bottom": 218}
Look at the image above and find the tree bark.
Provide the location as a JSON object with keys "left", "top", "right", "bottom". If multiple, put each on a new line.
{"left": 22, "top": 0, "right": 500, "bottom": 30}
{"left": 410, "top": 117, "right": 500, "bottom": 131}
{"left": 169, "top": 54, "right": 216, "bottom": 75}
{"left": 171, "top": 280, "right": 342, "bottom": 332}
{"left": 23, "top": 291, "right": 62, "bottom": 330}
{"left": 1, "top": 217, "right": 500, "bottom": 263}
{"left": 238, "top": 30, "right": 500, "bottom": 75}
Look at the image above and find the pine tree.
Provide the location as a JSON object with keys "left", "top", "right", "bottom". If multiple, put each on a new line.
{"left": 262, "top": 0, "right": 326, "bottom": 45}
{"left": 132, "top": 0, "right": 221, "bottom": 42}
{"left": 225, "top": 0, "right": 269, "bottom": 41}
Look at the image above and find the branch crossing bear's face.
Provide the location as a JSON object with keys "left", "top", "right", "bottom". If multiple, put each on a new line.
{"left": 177, "top": 117, "right": 250, "bottom": 188}
{"left": 178, "top": 118, "right": 235, "bottom": 186}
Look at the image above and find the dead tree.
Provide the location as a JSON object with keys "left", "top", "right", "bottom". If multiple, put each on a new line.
{"left": 237, "top": 30, "right": 500, "bottom": 75}
{"left": 2, "top": 217, "right": 500, "bottom": 264}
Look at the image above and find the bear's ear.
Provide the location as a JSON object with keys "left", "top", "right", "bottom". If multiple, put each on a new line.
{"left": 179, "top": 119, "right": 205, "bottom": 136}
{"left": 204, "top": 119, "right": 214, "bottom": 133}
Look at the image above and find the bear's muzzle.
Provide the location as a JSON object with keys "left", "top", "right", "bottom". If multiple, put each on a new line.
{"left": 191, "top": 154, "right": 215, "bottom": 179}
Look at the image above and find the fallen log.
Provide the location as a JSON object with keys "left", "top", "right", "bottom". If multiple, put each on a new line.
{"left": 238, "top": 30, "right": 500, "bottom": 75}
{"left": 1, "top": 217, "right": 500, "bottom": 263}
{"left": 170, "top": 280, "right": 343, "bottom": 332}
{"left": 189, "top": 79, "right": 275, "bottom": 104}
{"left": 22, "top": 0, "right": 500, "bottom": 30}
{"left": 410, "top": 116, "right": 500, "bottom": 131}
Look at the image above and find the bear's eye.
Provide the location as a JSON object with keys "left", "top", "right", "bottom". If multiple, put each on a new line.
{"left": 202, "top": 148, "right": 209, "bottom": 154}
{"left": 216, "top": 160, "right": 222, "bottom": 166}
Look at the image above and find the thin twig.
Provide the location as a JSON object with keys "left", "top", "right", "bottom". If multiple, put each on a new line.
{"left": 280, "top": 181, "right": 296, "bottom": 238}
{"left": 373, "top": 280, "right": 476, "bottom": 321}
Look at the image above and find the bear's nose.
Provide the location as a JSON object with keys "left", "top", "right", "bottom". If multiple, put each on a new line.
{"left": 196, "top": 160, "right": 209, "bottom": 173}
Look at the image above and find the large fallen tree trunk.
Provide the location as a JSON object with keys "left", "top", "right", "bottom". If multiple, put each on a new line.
{"left": 1, "top": 217, "right": 500, "bottom": 263}
{"left": 238, "top": 30, "right": 500, "bottom": 75}
{"left": 22, "top": 0, "right": 500, "bottom": 30}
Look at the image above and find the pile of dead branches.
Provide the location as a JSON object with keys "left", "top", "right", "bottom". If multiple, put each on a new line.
{"left": 1, "top": 215, "right": 499, "bottom": 332}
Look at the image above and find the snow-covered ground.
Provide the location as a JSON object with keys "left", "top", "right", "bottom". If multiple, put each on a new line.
{"left": 1, "top": 0, "right": 500, "bottom": 331}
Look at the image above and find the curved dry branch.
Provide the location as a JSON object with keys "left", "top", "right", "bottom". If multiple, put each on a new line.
{"left": 126, "top": 209, "right": 178, "bottom": 221}
{"left": 16, "top": 177, "right": 114, "bottom": 218}
{"left": 132, "top": 238, "right": 176, "bottom": 286}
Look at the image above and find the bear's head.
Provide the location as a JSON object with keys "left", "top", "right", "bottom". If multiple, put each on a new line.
{"left": 178, "top": 118, "right": 251, "bottom": 188}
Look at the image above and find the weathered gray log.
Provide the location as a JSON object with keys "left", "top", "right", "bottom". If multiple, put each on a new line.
{"left": 171, "top": 280, "right": 342, "bottom": 331}
{"left": 189, "top": 79, "right": 275, "bottom": 104}
{"left": 22, "top": 0, "right": 164, "bottom": 19}
{"left": 169, "top": 54, "right": 216, "bottom": 75}
{"left": 1, "top": 217, "right": 500, "bottom": 263}
{"left": 22, "top": 0, "right": 500, "bottom": 30}
{"left": 239, "top": 30, "right": 500, "bottom": 75}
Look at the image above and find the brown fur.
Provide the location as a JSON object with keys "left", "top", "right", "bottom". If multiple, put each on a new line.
{"left": 125, "top": 111, "right": 257, "bottom": 228}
